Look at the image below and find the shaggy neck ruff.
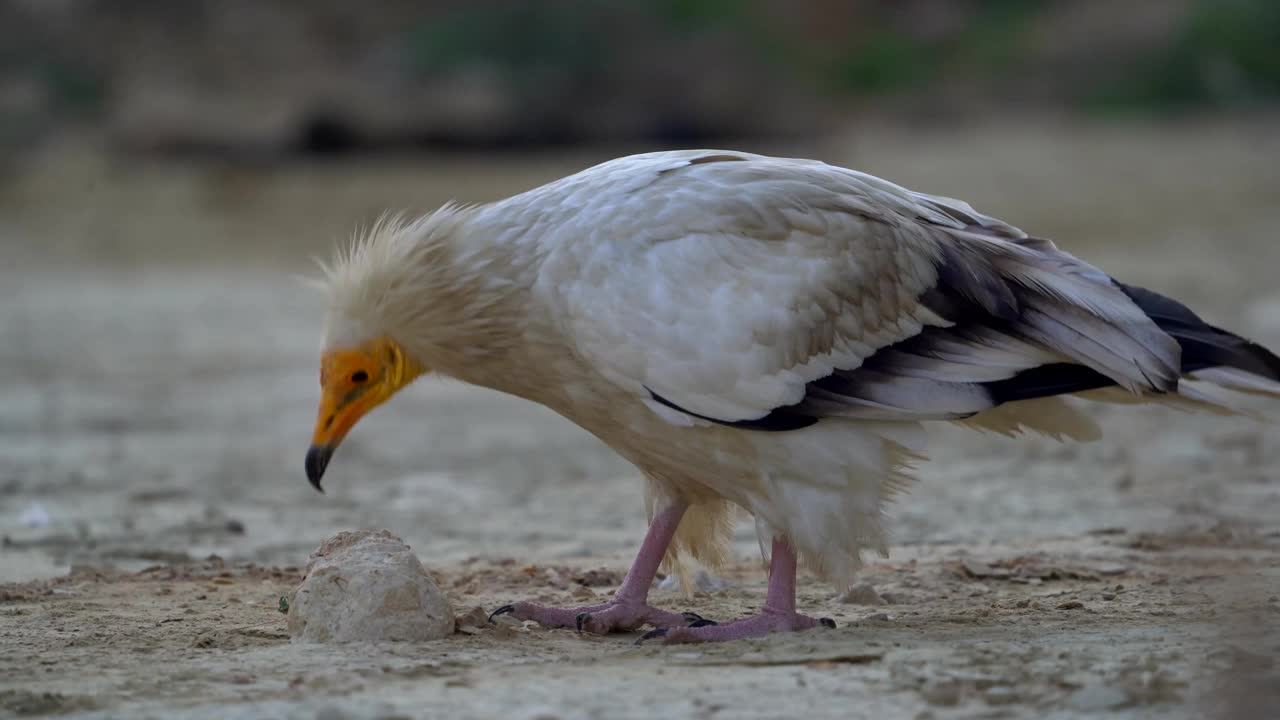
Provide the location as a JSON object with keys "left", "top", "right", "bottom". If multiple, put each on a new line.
{"left": 319, "top": 204, "right": 542, "bottom": 388}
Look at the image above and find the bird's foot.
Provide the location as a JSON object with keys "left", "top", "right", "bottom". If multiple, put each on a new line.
{"left": 489, "top": 599, "right": 711, "bottom": 635}
{"left": 636, "top": 607, "right": 835, "bottom": 644}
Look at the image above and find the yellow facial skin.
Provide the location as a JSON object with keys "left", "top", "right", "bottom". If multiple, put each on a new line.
{"left": 306, "top": 337, "right": 425, "bottom": 491}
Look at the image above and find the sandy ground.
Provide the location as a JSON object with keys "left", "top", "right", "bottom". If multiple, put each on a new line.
{"left": 1, "top": 120, "right": 1278, "bottom": 719}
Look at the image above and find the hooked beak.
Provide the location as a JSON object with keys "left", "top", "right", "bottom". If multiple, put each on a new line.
{"left": 306, "top": 340, "right": 424, "bottom": 493}
{"left": 305, "top": 445, "right": 334, "bottom": 492}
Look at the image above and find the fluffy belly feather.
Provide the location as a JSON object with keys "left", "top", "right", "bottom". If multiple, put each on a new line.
{"left": 581, "top": 391, "right": 925, "bottom": 589}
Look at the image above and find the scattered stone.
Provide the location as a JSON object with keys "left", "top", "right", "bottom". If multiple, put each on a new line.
{"left": 490, "top": 621, "right": 525, "bottom": 640}
{"left": 960, "top": 559, "right": 1010, "bottom": 580}
{"left": 879, "top": 593, "right": 907, "bottom": 605}
{"left": 542, "top": 568, "right": 569, "bottom": 590}
{"left": 287, "top": 530, "right": 454, "bottom": 643}
{"left": 455, "top": 606, "right": 490, "bottom": 636}
{"left": 571, "top": 568, "right": 622, "bottom": 587}
{"left": 1057, "top": 601, "right": 1085, "bottom": 610}
{"left": 838, "top": 583, "right": 886, "bottom": 605}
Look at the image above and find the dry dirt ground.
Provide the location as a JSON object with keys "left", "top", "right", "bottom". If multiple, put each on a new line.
{"left": 1, "top": 121, "right": 1278, "bottom": 719}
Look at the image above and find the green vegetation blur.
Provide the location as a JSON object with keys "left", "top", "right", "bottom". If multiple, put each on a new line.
{"left": 374, "top": 0, "right": 1280, "bottom": 113}
{"left": 3, "top": 0, "right": 1278, "bottom": 153}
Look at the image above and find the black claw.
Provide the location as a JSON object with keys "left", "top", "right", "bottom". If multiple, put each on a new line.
{"left": 819, "top": 617, "right": 837, "bottom": 629}
{"left": 575, "top": 612, "right": 591, "bottom": 633}
{"left": 635, "top": 628, "right": 668, "bottom": 645}
{"left": 680, "top": 609, "right": 721, "bottom": 622}
{"left": 488, "top": 604, "right": 515, "bottom": 624}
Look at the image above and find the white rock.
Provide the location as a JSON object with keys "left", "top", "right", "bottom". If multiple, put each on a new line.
{"left": 287, "top": 529, "right": 454, "bottom": 643}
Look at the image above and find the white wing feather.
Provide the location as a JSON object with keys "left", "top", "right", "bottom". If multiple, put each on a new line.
{"left": 535, "top": 151, "right": 1177, "bottom": 427}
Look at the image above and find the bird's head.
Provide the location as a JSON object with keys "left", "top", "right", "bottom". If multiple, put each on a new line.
{"left": 306, "top": 335, "right": 426, "bottom": 492}
{"left": 305, "top": 206, "right": 496, "bottom": 492}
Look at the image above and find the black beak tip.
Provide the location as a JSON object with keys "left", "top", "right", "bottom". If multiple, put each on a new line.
{"left": 305, "top": 445, "right": 333, "bottom": 494}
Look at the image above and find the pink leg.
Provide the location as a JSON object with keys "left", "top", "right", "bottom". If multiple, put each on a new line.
{"left": 489, "top": 502, "right": 710, "bottom": 634}
{"left": 641, "top": 536, "right": 835, "bottom": 644}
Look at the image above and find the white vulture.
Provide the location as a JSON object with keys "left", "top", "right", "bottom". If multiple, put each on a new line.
{"left": 306, "top": 150, "right": 1280, "bottom": 643}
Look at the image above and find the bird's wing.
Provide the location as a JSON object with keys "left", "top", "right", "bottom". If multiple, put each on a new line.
{"left": 544, "top": 152, "right": 1180, "bottom": 429}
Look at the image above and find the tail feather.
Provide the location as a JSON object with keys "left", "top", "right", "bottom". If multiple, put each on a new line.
{"left": 1115, "top": 282, "right": 1280, "bottom": 379}
{"left": 1115, "top": 281, "right": 1280, "bottom": 413}
{"left": 974, "top": 283, "right": 1280, "bottom": 429}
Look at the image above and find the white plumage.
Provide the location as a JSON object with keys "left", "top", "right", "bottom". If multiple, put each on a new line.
{"left": 312, "top": 150, "right": 1280, "bottom": 636}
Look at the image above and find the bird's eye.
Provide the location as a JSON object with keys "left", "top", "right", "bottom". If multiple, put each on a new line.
{"left": 351, "top": 370, "right": 369, "bottom": 384}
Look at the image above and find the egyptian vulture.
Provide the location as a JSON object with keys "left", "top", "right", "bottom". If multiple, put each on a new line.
{"left": 306, "top": 150, "right": 1280, "bottom": 643}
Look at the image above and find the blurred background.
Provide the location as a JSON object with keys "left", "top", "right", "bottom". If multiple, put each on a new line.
{"left": 1, "top": 2, "right": 1278, "bottom": 716}
{"left": 3, "top": 0, "right": 1280, "bottom": 587}
{"left": 4, "top": 0, "right": 1280, "bottom": 155}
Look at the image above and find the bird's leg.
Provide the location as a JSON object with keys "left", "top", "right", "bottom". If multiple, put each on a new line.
{"left": 638, "top": 536, "right": 834, "bottom": 644}
{"left": 489, "top": 501, "right": 707, "bottom": 634}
